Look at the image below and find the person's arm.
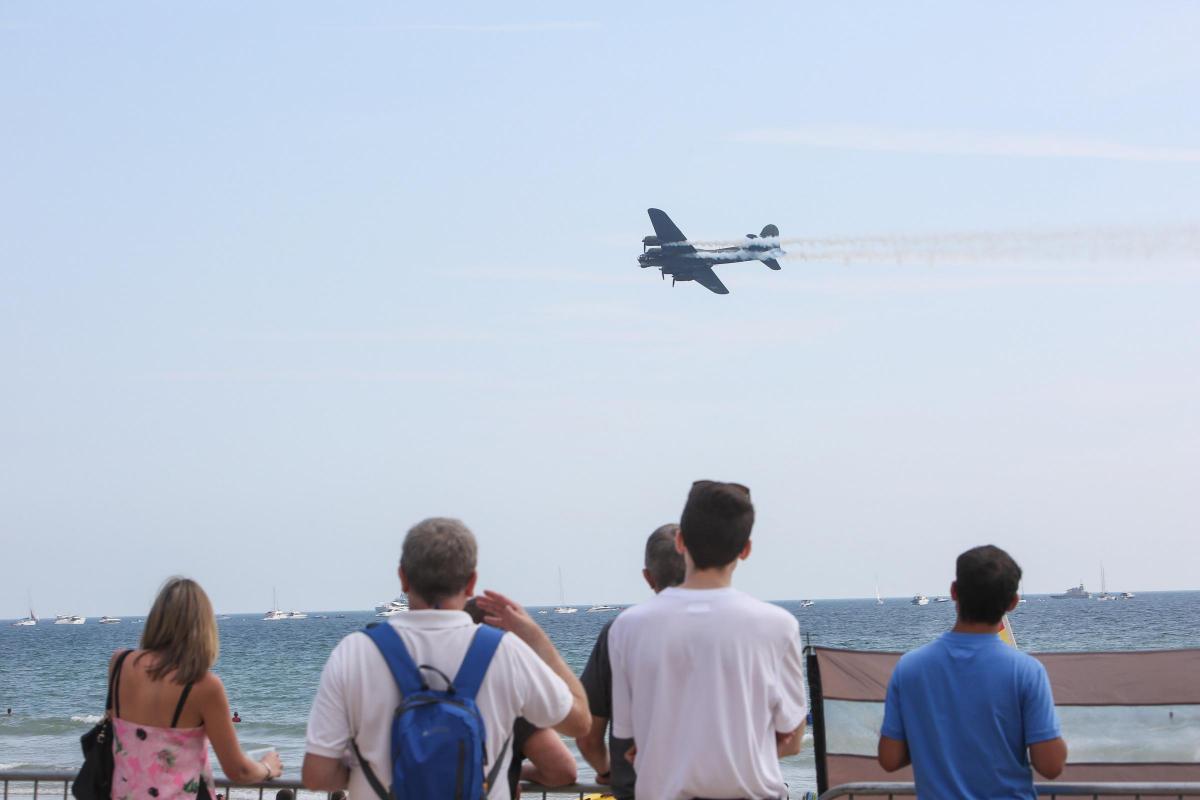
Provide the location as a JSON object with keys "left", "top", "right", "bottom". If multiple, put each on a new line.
{"left": 301, "top": 755, "right": 348, "bottom": 792}
{"left": 877, "top": 736, "right": 911, "bottom": 772}
{"left": 776, "top": 720, "right": 806, "bottom": 757}
{"left": 877, "top": 661, "right": 908, "bottom": 772}
{"left": 197, "top": 674, "right": 283, "bottom": 784}
{"left": 475, "top": 590, "right": 591, "bottom": 737}
{"left": 301, "top": 640, "right": 353, "bottom": 791}
{"left": 1029, "top": 737, "right": 1068, "bottom": 779}
{"left": 772, "top": 622, "right": 809, "bottom": 758}
{"left": 519, "top": 728, "right": 578, "bottom": 787}
{"left": 576, "top": 716, "right": 610, "bottom": 781}
{"left": 1023, "top": 661, "right": 1066, "bottom": 779}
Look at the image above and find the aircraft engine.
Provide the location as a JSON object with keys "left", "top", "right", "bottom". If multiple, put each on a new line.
{"left": 642, "top": 235, "right": 660, "bottom": 252}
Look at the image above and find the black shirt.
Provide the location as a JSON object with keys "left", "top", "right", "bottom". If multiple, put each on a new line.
{"left": 580, "top": 619, "right": 636, "bottom": 800}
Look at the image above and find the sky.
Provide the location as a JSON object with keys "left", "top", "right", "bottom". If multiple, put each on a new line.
{"left": 2, "top": 2, "right": 1199, "bottom": 618}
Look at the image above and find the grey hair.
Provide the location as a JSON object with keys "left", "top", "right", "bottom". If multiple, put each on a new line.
{"left": 400, "top": 517, "right": 478, "bottom": 604}
{"left": 644, "top": 523, "right": 685, "bottom": 590}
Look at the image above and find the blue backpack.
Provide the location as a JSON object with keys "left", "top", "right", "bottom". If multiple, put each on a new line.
{"left": 352, "top": 622, "right": 509, "bottom": 800}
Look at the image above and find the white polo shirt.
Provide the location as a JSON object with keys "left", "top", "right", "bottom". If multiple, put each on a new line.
{"left": 609, "top": 586, "right": 808, "bottom": 800}
{"left": 305, "top": 611, "right": 572, "bottom": 800}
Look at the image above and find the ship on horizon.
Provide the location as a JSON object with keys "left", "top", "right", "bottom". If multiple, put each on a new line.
{"left": 1051, "top": 583, "right": 1091, "bottom": 600}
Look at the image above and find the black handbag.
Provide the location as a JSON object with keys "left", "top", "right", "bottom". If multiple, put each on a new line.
{"left": 72, "top": 650, "right": 133, "bottom": 800}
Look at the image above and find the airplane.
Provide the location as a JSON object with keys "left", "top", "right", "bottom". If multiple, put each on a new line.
{"left": 638, "top": 208, "right": 783, "bottom": 294}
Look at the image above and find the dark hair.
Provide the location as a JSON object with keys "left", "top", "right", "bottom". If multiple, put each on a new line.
{"left": 955, "top": 545, "right": 1022, "bottom": 624}
{"left": 463, "top": 596, "right": 486, "bottom": 625}
{"left": 644, "top": 524, "right": 685, "bottom": 590}
{"left": 679, "top": 481, "right": 754, "bottom": 569}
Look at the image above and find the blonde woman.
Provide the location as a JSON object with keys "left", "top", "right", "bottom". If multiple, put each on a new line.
{"left": 108, "top": 577, "right": 282, "bottom": 800}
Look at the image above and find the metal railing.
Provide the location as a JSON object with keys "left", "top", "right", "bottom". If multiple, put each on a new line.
{"left": 819, "top": 781, "right": 1200, "bottom": 799}
{"left": 0, "top": 770, "right": 607, "bottom": 800}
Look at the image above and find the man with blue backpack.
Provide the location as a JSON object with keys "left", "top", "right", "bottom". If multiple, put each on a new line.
{"left": 302, "top": 517, "right": 591, "bottom": 800}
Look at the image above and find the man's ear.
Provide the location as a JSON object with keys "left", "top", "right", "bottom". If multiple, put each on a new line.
{"left": 642, "top": 567, "right": 657, "bottom": 592}
{"left": 464, "top": 571, "right": 478, "bottom": 598}
{"left": 1006, "top": 592, "right": 1019, "bottom": 612}
{"left": 739, "top": 538, "right": 752, "bottom": 561}
{"left": 950, "top": 581, "right": 958, "bottom": 601}
{"left": 399, "top": 566, "right": 410, "bottom": 593}
{"left": 674, "top": 529, "right": 686, "bottom": 555}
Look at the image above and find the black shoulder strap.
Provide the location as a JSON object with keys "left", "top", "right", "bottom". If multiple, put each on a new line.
{"left": 109, "top": 650, "right": 134, "bottom": 717}
{"left": 483, "top": 733, "right": 511, "bottom": 797}
{"left": 170, "top": 682, "right": 195, "bottom": 728}
{"left": 350, "top": 739, "right": 391, "bottom": 800}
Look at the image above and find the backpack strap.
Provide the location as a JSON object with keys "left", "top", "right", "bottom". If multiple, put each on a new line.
{"left": 361, "top": 622, "right": 424, "bottom": 696}
{"left": 452, "top": 625, "right": 504, "bottom": 700}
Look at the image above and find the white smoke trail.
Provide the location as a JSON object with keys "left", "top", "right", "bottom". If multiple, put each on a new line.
{"left": 684, "top": 223, "right": 1200, "bottom": 265}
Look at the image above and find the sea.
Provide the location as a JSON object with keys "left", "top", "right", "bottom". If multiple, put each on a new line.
{"left": 2, "top": 592, "right": 1199, "bottom": 796}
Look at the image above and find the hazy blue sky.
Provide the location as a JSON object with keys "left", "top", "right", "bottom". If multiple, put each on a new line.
{"left": 3, "top": 2, "right": 1199, "bottom": 618}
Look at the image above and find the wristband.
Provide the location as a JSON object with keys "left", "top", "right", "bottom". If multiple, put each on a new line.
{"left": 261, "top": 761, "right": 272, "bottom": 781}
{"left": 598, "top": 771, "right": 611, "bottom": 780}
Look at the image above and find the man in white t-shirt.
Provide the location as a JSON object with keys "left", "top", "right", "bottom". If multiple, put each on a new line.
{"left": 609, "top": 481, "right": 808, "bottom": 800}
{"left": 301, "top": 517, "right": 591, "bottom": 800}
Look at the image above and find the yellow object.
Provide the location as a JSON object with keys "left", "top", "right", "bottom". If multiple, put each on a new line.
{"left": 581, "top": 795, "right": 616, "bottom": 800}
{"left": 998, "top": 613, "right": 1018, "bottom": 648}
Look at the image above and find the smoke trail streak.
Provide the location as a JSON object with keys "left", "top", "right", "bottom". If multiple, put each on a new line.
{"left": 684, "top": 223, "right": 1200, "bottom": 265}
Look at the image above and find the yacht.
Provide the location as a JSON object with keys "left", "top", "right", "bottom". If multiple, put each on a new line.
{"left": 874, "top": 576, "right": 884, "bottom": 605}
{"left": 799, "top": 600, "right": 815, "bottom": 608}
{"left": 1120, "top": 592, "right": 1135, "bottom": 600}
{"left": 375, "top": 596, "right": 410, "bottom": 616}
{"left": 98, "top": 616, "right": 121, "bottom": 624}
{"left": 586, "top": 604, "right": 619, "bottom": 613}
{"left": 54, "top": 614, "right": 86, "bottom": 625}
{"left": 1050, "top": 583, "right": 1091, "bottom": 600}
{"left": 935, "top": 597, "right": 951, "bottom": 603}
{"left": 910, "top": 595, "right": 930, "bottom": 606}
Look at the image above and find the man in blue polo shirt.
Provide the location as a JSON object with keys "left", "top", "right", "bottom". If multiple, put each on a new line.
{"left": 878, "top": 545, "right": 1068, "bottom": 798}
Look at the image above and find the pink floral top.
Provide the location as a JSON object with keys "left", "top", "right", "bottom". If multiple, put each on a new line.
{"left": 112, "top": 712, "right": 214, "bottom": 800}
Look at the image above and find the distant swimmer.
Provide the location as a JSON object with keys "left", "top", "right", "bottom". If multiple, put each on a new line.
{"left": 232, "top": 711, "right": 242, "bottom": 723}
{"left": 5, "top": 708, "right": 10, "bottom": 716}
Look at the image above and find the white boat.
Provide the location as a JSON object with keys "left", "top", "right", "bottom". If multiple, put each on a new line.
{"left": 935, "top": 597, "right": 951, "bottom": 603}
{"left": 799, "top": 600, "right": 815, "bottom": 608}
{"left": 1120, "top": 592, "right": 1135, "bottom": 600}
{"left": 12, "top": 597, "right": 37, "bottom": 626}
{"left": 98, "top": 616, "right": 121, "bottom": 624}
{"left": 874, "top": 576, "right": 884, "bottom": 606}
{"left": 910, "top": 595, "right": 930, "bottom": 606}
{"left": 375, "top": 595, "right": 410, "bottom": 616}
{"left": 586, "top": 604, "right": 619, "bottom": 613}
{"left": 554, "top": 568, "right": 577, "bottom": 614}
{"left": 1095, "top": 564, "right": 1115, "bottom": 601}
{"left": 54, "top": 614, "right": 86, "bottom": 625}
{"left": 263, "top": 589, "right": 307, "bottom": 620}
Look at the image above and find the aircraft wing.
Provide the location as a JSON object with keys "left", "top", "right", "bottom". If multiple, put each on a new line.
{"left": 647, "top": 208, "right": 695, "bottom": 253}
{"left": 691, "top": 266, "right": 729, "bottom": 295}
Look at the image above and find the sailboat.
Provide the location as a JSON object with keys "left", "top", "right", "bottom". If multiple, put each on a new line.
{"left": 12, "top": 592, "right": 37, "bottom": 626}
{"left": 1096, "top": 564, "right": 1115, "bottom": 601}
{"left": 263, "top": 588, "right": 308, "bottom": 620}
{"left": 554, "top": 568, "right": 577, "bottom": 614}
{"left": 874, "top": 577, "right": 884, "bottom": 606}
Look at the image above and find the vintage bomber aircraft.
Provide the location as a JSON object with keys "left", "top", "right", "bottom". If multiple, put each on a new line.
{"left": 638, "top": 208, "right": 783, "bottom": 294}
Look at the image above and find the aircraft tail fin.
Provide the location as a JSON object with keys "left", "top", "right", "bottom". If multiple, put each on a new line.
{"left": 759, "top": 224, "right": 781, "bottom": 269}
